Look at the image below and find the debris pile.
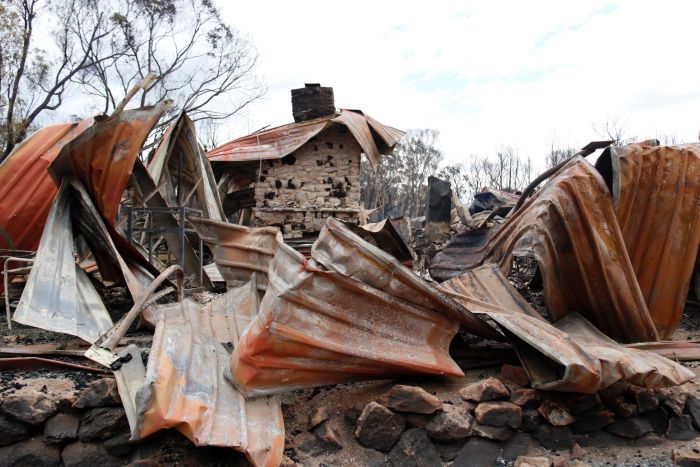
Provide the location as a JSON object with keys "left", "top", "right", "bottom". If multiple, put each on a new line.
{"left": 1, "top": 84, "right": 699, "bottom": 466}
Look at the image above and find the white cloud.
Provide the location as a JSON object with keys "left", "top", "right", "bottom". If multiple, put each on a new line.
{"left": 215, "top": 1, "right": 699, "bottom": 170}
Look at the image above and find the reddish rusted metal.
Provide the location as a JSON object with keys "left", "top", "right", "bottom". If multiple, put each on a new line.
{"left": 597, "top": 143, "right": 700, "bottom": 338}
{"left": 0, "top": 357, "right": 109, "bottom": 373}
{"left": 207, "top": 110, "right": 403, "bottom": 168}
{"left": 625, "top": 341, "right": 700, "bottom": 361}
{"left": 230, "top": 241, "right": 463, "bottom": 397}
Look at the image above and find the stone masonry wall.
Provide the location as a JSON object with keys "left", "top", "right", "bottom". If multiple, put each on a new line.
{"left": 252, "top": 124, "right": 362, "bottom": 238}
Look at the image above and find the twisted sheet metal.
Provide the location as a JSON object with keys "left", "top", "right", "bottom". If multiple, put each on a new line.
{"left": 207, "top": 110, "right": 404, "bottom": 168}
{"left": 597, "top": 143, "right": 700, "bottom": 338}
{"left": 311, "top": 217, "right": 500, "bottom": 339}
{"left": 230, "top": 242, "right": 463, "bottom": 396}
{"left": 125, "top": 282, "right": 284, "bottom": 466}
{"left": 436, "top": 158, "right": 657, "bottom": 343}
{"left": 189, "top": 217, "right": 281, "bottom": 292}
{"left": 13, "top": 182, "right": 112, "bottom": 343}
{"left": 441, "top": 267, "right": 694, "bottom": 392}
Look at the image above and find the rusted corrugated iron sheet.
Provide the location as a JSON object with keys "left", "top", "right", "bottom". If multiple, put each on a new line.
{"left": 434, "top": 158, "right": 658, "bottom": 343}
{"left": 50, "top": 101, "right": 171, "bottom": 224}
{"left": 596, "top": 143, "right": 700, "bottom": 338}
{"left": 230, "top": 241, "right": 463, "bottom": 396}
{"left": 469, "top": 187, "right": 519, "bottom": 214}
{"left": 207, "top": 110, "right": 404, "bottom": 168}
{"left": 441, "top": 267, "right": 693, "bottom": 392}
{"left": 189, "top": 216, "right": 281, "bottom": 292}
{"left": 311, "top": 217, "right": 500, "bottom": 339}
{"left": 625, "top": 341, "right": 700, "bottom": 362}
{"left": 119, "top": 282, "right": 284, "bottom": 466}
{"left": 147, "top": 113, "right": 225, "bottom": 221}
{"left": 351, "top": 218, "right": 414, "bottom": 263}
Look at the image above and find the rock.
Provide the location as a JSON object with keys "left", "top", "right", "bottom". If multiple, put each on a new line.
{"left": 433, "top": 441, "right": 463, "bottom": 462}
{"left": 405, "top": 413, "right": 430, "bottom": 429}
{"left": 607, "top": 396, "right": 638, "bottom": 419}
{"left": 628, "top": 387, "right": 658, "bottom": 414}
{"left": 354, "top": 401, "right": 405, "bottom": 451}
{"left": 281, "top": 455, "right": 301, "bottom": 467}
{"left": 460, "top": 377, "right": 509, "bottom": 402}
{"left": 388, "top": 428, "right": 441, "bottom": 467}
{"left": 78, "top": 407, "right": 129, "bottom": 441}
{"left": 515, "top": 456, "right": 550, "bottom": 467}
{"left": 44, "top": 413, "right": 80, "bottom": 444}
{"left": 452, "top": 437, "right": 503, "bottom": 466}
{"left": 646, "top": 407, "right": 669, "bottom": 435}
{"left": 313, "top": 421, "right": 342, "bottom": 449}
{"left": 72, "top": 378, "right": 120, "bottom": 409}
{"left": 62, "top": 441, "right": 123, "bottom": 467}
{"left": 475, "top": 401, "right": 522, "bottom": 428}
{"left": 0, "top": 414, "right": 30, "bottom": 446}
{"left": 521, "top": 408, "right": 540, "bottom": 433}
{"left": 0, "top": 390, "right": 57, "bottom": 425}
{"left": 605, "top": 417, "right": 653, "bottom": 438}
{"left": 0, "top": 436, "right": 61, "bottom": 467}
{"left": 533, "top": 424, "right": 574, "bottom": 450}
{"left": 571, "top": 409, "right": 614, "bottom": 434}
{"left": 501, "top": 431, "right": 531, "bottom": 461}
{"left": 551, "top": 455, "right": 570, "bottom": 467}
{"left": 666, "top": 415, "right": 698, "bottom": 440}
{"left": 424, "top": 404, "right": 473, "bottom": 442}
{"left": 658, "top": 387, "right": 687, "bottom": 417}
{"left": 308, "top": 406, "right": 330, "bottom": 429}
{"left": 565, "top": 393, "right": 601, "bottom": 414}
{"left": 56, "top": 393, "right": 78, "bottom": 413}
{"left": 686, "top": 395, "right": 700, "bottom": 431}
{"left": 570, "top": 442, "right": 585, "bottom": 460}
{"left": 472, "top": 422, "right": 513, "bottom": 441}
{"left": 538, "top": 399, "right": 575, "bottom": 426}
{"left": 103, "top": 432, "right": 135, "bottom": 457}
{"left": 673, "top": 446, "right": 700, "bottom": 466}
{"left": 501, "top": 364, "right": 530, "bottom": 387}
{"left": 511, "top": 389, "right": 539, "bottom": 408}
{"left": 377, "top": 385, "right": 442, "bottom": 415}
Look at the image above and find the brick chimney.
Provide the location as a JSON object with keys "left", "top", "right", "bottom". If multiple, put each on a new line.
{"left": 291, "top": 84, "right": 335, "bottom": 122}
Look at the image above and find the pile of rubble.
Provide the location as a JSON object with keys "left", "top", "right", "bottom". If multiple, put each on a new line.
{"left": 1, "top": 82, "right": 700, "bottom": 466}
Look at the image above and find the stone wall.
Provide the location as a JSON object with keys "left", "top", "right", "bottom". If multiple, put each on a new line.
{"left": 252, "top": 124, "right": 362, "bottom": 238}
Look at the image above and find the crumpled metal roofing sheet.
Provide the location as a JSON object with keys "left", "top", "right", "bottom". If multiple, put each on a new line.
{"left": 147, "top": 113, "right": 225, "bottom": 221}
{"left": 207, "top": 110, "right": 404, "bottom": 168}
{"left": 189, "top": 217, "right": 281, "bottom": 292}
{"left": 230, "top": 242, "right": 462, "bottom": 396}
{"left": 596, "top": 143, "right": 700, "bottom": 338}
{"left": 441, "top": 266, "right": 693, "bottom": 392}
{"left": 13, "top": 181, "right": 112, "bottom": 343}
{"left": 50, "top": 101, "right": 170, "bottom": 223}
{"left": 129, "top": 281, "right": 284, "bottom": 466}
{"left": 436, "top": 158, "right": 658, "bottom": 343}
{"left": 311, "top": 217, "right": 500, "bottom": 339}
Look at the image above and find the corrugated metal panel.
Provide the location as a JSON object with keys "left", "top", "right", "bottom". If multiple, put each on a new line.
{"left": 50, "top": 101, "right": 171, "bottom": 224}
{"left": 229, "top": 242, "right": 463, "bottom": 397}
{"left": 189, "top": 217, "right": 281, "bottom": 292}
{"left": 435, "top": 158, "right": 658, "bottom": 343}
{"left": 129, "top": 282, "right": 284, "bottom": 466}
{"left": 13, "top": 181, "right": 112, "bottom": 343}
{"left": 441, "top": 267, "right": 693, "bottom": 392}
{"left": 311, "top": 217, "right": 501, "bottom": 338}
{"left": 0, "top": 121, "right": 89, "bottom": 252}
{"left": 598, "top": 143, "right": 700, "bottom": 338}
{"left": 206, "top": 110, "right": 403, "bottom": 167}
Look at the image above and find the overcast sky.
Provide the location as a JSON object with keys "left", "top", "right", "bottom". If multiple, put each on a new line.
{"left": 218, "top": 0, "right": 700, "bottom": 168}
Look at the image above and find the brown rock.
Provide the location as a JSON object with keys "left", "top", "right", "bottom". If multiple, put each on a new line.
{"left": 452, "top": 438, "right": 503, "bottom": 466}
{"left": 72, "top": 378, "right": 120, "bottom": 409}
{"left": 658, "top": 387, "right": 687, "bottom": 417}
{"left": 103, "top": 432, "right": 135, "bottom": 457}
{"left": 404, "top": 413, "right": 430, "bottom": 429}
{"left": 62, "top": 441, "right": 123, "bottom": 467}
{"left": 521, "top": 408, "right": 540, "bottom": 433}
{"left": 44, "top": 413, "right": 80, "bottom": 444}
{"left": 0, "top": 390, "right": 57, "bottom": 426}
{"left": 647, "top": 407, "right": 669, "bottom": 435}
{"left": 605, "top": 417, "right": 653, "bottom": 438}
{"left": 0, "top": 436, "right": 61, "bottom": 467}
{"left": 565, "top": 393, "right": 601, "bottom": 414}
{"left": 388, "top": 428, "right": 442, "bottom": 467}
{"left": 515, "top": 456, "right": 550, "bottom": 467}
{"left": 607, "top": 396, "right": 638, "bottom": 419}
{"left": 77, "top": 407, "right": 129, "bottom": 441}
{"left": 551, "top": 455, "right": 570, "bottom": 467}
{"left": 308, "top": 406, "right": 329, "bottom": 429}
{"left": 472, "top": 422, "right": 513, "bottom": 441}
{"left": 667, "top": 415, "right": 698, "bottom": 441}
{"left": 377, "top": 385, "right": 442, "bottom": 415}
{"left": 425, "top": 404, "right": 473, "bottom": 441}
{"left": 354, "top": 401, "right": 405, "bottom": 451}
{"left": 460, "top": 377, "right": 509, "bottom": 402}
{"left": 313, "top": 420, "right": 342, "bottom": 448}
{"left": 56, "top": 393, "right": 78, "bottom": 413}
{"left": 280, "top": 455, "right": 301, "bottom": 467}
{"left": 511, "top": 388, "right": 539, "bottom": 408}
{"left": 501, "top": 364, "right": 530, "bottom": 387}
{"left": 571, "top": 409, "right": 614, "bottom": 434}
{"left": 673, "top": 446, "right": 700, "bottom": 466}
{"left": 686, "top": 395, "right": 700, "bottom": 431}
{"left": 570, "top": 442, "right": 585, "bottom": 460}
{"left": 533, "top": 424, "right": 574, "bottom": 450}
{"left": 475, "top": 401, "right": 522, "bottom": 428}
{"left": 628, "top": 387, "right": 658, "bottom": 414}
{"left": 0, "top": 414, "right": 30, "bottom": 446}
{"left": 538, "top": 400, "right": 575, "bottom": 426}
